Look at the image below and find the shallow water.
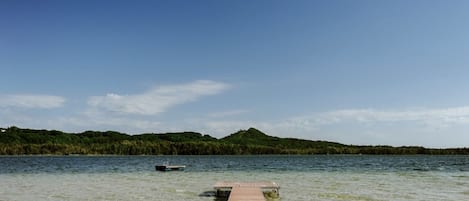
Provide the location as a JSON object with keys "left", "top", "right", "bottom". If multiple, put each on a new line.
{"left": 0, "top": 155, "right": 468, "bottom": 201}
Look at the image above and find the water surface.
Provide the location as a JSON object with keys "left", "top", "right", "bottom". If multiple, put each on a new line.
{"left": 0, "top": 155, "right": 468, "bottom": 201}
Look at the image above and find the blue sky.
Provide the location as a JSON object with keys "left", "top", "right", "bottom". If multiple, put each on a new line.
{"left": 1, "top": 0, "right": 469, "bottom": 148}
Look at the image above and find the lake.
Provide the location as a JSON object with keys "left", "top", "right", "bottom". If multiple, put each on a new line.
{"left": 0, "top": 155, "right": 468, "bottom": 201}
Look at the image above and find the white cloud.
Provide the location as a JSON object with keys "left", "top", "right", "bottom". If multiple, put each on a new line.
{"left": 184, "top": 106, "right": 469, "bottom": 147}
{"left": 282, "top": 107, "right": 469, "bottom": 130}
{"left": 208, "top": 109, "right": 249, "bottom": 118}
{"left": 0, "top": 94, "right": 65, "bottom": 109}
{"left": 51, "top": 114, "right": 162, "bottom": 134}
{"left": 88, "top": 80, "right": 230, "bottom": 115}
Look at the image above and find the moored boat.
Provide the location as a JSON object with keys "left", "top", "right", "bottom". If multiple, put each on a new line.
{"left": 155, "top": 165, "right": 186, "bottom": 171}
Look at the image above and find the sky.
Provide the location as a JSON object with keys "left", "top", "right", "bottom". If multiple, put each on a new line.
{"left": 1, "top": 0, "right": 469, "bottom": 148}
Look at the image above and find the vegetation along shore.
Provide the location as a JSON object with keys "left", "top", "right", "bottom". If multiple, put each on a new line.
{"left": 0, "top": 127, "right": 467, "bottom": 155}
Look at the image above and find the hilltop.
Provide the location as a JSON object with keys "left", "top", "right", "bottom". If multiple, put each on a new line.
{"left": 0, "top": 126, "right": 468, "bottom": 155}
{"left": 222, "top": 128, "right": 344, "bottom": 149}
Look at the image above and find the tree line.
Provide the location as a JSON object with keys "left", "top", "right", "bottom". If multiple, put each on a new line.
{"left": 0, "top": 127, "right": 468, "bottom": 155}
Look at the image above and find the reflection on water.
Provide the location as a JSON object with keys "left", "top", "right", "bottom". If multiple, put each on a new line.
{"left": 0, "top": 155, "right": 468, "bottom": 201}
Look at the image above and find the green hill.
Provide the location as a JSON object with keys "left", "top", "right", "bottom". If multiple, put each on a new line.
{"left": 0, "top": 126, "right": 468, "bottom": 155}
{"left": 222, "top": 128, "right": 344, "bottom": 150}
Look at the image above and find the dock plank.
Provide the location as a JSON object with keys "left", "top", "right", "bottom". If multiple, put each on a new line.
{"left": 228, "top": 186, "right": 265, "bottom": 201}
{"left": 214, "top": 181, "right": 279, "bottom": 189}
{"left": 214, "top": 181, "right": 280, "bottom": 201}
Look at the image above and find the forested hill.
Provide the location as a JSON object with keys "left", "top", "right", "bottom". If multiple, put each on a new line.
{"left": 0, "top": 126, "right": 468, "bottom": 155}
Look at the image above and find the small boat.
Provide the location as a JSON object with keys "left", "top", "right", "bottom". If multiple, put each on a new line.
{"left": 155, "top": 165, "right": 186, "bottom": 171}
{"left": 155, "top": 161, "right": 185, "bottom": 171}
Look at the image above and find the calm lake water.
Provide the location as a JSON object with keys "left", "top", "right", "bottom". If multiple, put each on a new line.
{"left": 0, "top": 155, "right": 468, "bottom": 201}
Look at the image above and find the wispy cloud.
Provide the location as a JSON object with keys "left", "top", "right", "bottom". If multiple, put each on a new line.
{"left": 208, "top": 109, "right": 249, "bottom": 118}
{"left": 0, "top": 94, "right": 65, "bottom": 109}
{"left": 51, "top": 114, "right": 162, "bottom": 134}
{"left": 186, "top": 106, "right": 469, "bottom": 147}
{"left": 281, "top": 107, "right": 469, "bottom": 130}
{"left": 88, "top": 80, "right": 230, "bottom": 115}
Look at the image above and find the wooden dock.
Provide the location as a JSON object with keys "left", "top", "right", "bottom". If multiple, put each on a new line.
{"left": 213, "top": 181, "right": 279, "bottom": 201}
